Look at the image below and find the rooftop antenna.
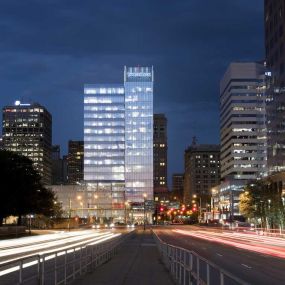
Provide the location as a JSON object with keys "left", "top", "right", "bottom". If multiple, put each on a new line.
{"left": 192, "top": 136, "right": 197, "bottom": 146}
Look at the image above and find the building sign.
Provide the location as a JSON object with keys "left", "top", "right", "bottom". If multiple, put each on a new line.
{"left": 127, "top": 72, "right": 152, "bottom": 78}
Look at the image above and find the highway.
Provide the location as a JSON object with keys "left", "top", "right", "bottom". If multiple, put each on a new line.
{"left": 0, "top": 229, "right": 129, "bottom": 285}
{"left": 154, "top": 226, "right": 285, "bottom": 285}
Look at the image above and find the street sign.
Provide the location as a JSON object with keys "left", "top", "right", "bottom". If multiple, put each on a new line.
{"left": 169, "top": 201, "right": 180, "bottom": 210}
{"left": 145, "top": 200, "right": 155, "bottom": 211}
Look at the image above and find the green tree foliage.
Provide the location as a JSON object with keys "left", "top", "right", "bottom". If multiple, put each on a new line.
{"left": 239, "top": 180, "right": 285, "bottom": 229}
{"left": 0, "top": 150, "right": 61, "bottom": 225}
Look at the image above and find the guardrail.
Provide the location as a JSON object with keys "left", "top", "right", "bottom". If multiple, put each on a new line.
{"left": 0, "top": 231, "right": 133, "bottom": 285}
{"left": 152, "top": 231, "right": 249, "bottom": 285}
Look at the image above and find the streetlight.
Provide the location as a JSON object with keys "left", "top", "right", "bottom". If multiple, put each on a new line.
{"left": 28, "top": 214, "right": 34, "bottom": 235}
{"left": 211, "top": 188, "right": 217, "bottom": 220}
{"left": 143, "top": 193, "right": 147, "bottom": 230}
{"left": 80, "top": 202, "right": 84, "bottom": 218}
{"left": 77, "top": 195, "right": 83, "bottom": 221}
{"left": 125, "top": 201, "right": 129, "bottom": 224}
{"left": 68, "top": 198, "right": 72, "bottom": 231}
{"left": 192, "top": 194, "right": 202, "bottom": 222}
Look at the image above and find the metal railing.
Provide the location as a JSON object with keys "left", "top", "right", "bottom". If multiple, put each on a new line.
{"left": 152, "top": 231, "right": 249, "bottom": 285}
{"left": 0, "top": 231, "right": 133, "bottom": 285}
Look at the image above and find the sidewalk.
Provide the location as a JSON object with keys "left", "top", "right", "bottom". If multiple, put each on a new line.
{"left": 74, "top": 230, "right": 175, "bottom": 285}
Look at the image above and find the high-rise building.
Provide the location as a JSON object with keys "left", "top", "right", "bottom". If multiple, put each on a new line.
{"left": 171, "top": 173, "right": 184, "bottom": 202}
{"left": 218, "top": 62, "right": 268, "bottom": 219}
{"left": 83, "top": 66, "right": 154, "bottom": 222}
{"left": 183, "top": 144, "right": 220, "bottom": 206}
{"left": 153, "top": 114, "right": 168, "bottom": 190}
{"left": 84, "top": 84, "right": 125, "bottom": 221}
{"left": 220, "top": 62, "right": 267, "bottom": 180}
{"left": 52, "top": 145, "right": 64, "bottom": 185}
{"left": 67, "top": 140, "right": 84, "bottom": 184}
{"left": 2, "top": 101, "right": 52, "bottom": 184}
{"left": 265, "top": 0, "right": 285, "bottom": 88}
{"left": 124, "top": 67, "right": 154, "bottom": 203}
{"left": 265, "top": 0, "right": 285, "bottom": 173}
{"left": 52, "top": 145, "right": 60, "bottom": 160}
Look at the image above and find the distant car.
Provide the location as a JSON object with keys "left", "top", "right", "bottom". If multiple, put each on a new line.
{"left": 170, "top": 221, "right": 184, "bottom": 225}
{"left": 115, "top": 222, "right": 126, "bottom": 226}
{"left": 92, "top": 224, "right": 101, "bottom": 229}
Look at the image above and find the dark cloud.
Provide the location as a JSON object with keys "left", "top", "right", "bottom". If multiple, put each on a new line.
{"left": 0, "top": 0, "right": 264, "bottom": 183}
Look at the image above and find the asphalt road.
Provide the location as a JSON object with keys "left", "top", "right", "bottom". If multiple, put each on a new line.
{"left": 154, "top": 226, "right": 285, "bottom": 285}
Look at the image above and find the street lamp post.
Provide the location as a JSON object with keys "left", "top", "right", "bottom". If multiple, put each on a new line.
{"left": 76, "top": 195, "right": 85, "bottom": 223}
{"left": 125, "top": 201, "right": 129, "bottom": 224}
{"left": 80, "top": 202, "right": 84, "bottom": 219}
{"left": 28, "top": 215, "right": 33, "bottom": 235}
{"left": 193, "top": 194, "right": 202, "bottom": 223}
{"left": 68, "top": 198, "right": 72, "bottom": 231}
{"left": 143, "top": 193, "right": 147, "bottom": 230}
{"left": 211, "top": 189, "right": 217, "bottom": 221}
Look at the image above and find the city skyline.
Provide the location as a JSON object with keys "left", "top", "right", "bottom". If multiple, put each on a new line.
{"left": 1, "top": 2, "right": 285, "bottom": 285}
{"left": 0, "top": 1, "right": 264, "bottom": 179}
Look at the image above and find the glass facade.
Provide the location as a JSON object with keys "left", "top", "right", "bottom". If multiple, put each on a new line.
{"left": 124, "top": 66, "right": 154, "bottom": 202}
{"left": 84, "top": 85, "right": 125, "bottom": 182}
{"left": 83, "top": 67, "right": 154, "bottom": 221}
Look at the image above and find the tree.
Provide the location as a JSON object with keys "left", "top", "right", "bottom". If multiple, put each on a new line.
{"left": 239, "top": 180, "right": 285, "bottom": 229}
{"left": 0, "top": 150, "right": 60, "bottom": 225}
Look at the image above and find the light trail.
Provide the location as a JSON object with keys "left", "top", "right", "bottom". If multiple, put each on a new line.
{"left": 173, "top": 229, "right": 285, "bottom": 259}
{"left": 0, "top": 231, "right": 109, "bottom": 259}
{"left": 0, "top": 230, "right": 100, "bottom": 250}
{"left": 0, "top": 233, "right": 120, "bottom": 277}
{"left": 193, "top": 230, "right": 285, "bottom": 247}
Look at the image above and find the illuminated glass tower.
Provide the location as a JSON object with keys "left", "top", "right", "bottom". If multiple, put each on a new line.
{"left": 124, "top": 66, "right": 154, "bottom": 203}
{"left": 84, "top": 85, "right": 125, "bottom": 183}
{"left": 83, "top": 67, "right": 154, "bottom": 221}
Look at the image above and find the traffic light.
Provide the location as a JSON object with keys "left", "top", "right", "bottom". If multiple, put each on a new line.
{"left": 160, "top": 207, "right": 164, "bottom": 212}
{"left": 192, "top": 207, "right": 197, "bottom": 212}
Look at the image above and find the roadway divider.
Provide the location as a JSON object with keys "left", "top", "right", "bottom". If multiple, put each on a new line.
{"left": 152, "top": 230, "right": 249, "bottom": 285}
{"left": 0, "top": 230, "right": 134, "bottom": 285}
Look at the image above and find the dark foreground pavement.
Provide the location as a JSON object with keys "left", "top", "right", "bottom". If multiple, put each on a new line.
{"left": 74, "top": 230, "right": 174, "bottom": 285}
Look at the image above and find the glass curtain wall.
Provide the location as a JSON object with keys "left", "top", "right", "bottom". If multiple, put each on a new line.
{"left": 84, "top": 85, "right": 125, "bottom": 221}
{"left": 124, "top": 66, "right": 154, "bottom": 203}
{"left": 84, "top": 84, "right": 125, "bottom": 182}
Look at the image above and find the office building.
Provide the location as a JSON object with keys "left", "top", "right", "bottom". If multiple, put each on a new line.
{"left": 67, "top": 140, "right": 84, "bottom": 184}
{"left": 183, "top": 143, "right": 220, "bottom": 206}
{"left": 153, "top": 114, "right": 168, "bottom": 190}
{"left": 171, "top": 173, "right": 184, "bottom": 202}
{"left": 265, "top": 0, "right": 285, "bottom": 173}
{"left": 84, "top": 84, "right": 125, "bottom": 221}
{"left": 124, "top": 66, "right": 154, "bottom": 203}
{"left": 2, "top": 101, "right": 52, "bottom": 185}
{"left": 220, "top": 62, "right": 267, "bottom": 180}
{"left": 219, "top": 62, "right": 268, "bottom": 219}
{"left": 52, "top": 145, "right": 64, "bottom": 185}
{"left": 83, "top": 66, "right": 154, "bottom": 222}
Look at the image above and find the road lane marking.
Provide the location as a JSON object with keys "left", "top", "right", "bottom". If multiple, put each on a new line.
{"left": 216, "top": 253, "right": 223, "bottom": 257}
{"left": 241, "top": 264, "right": 252, "bottom": 269}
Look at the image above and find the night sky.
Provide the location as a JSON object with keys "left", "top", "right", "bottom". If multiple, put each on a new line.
{"left": 0, "top": 1, "right": 264, "bottom": 184}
